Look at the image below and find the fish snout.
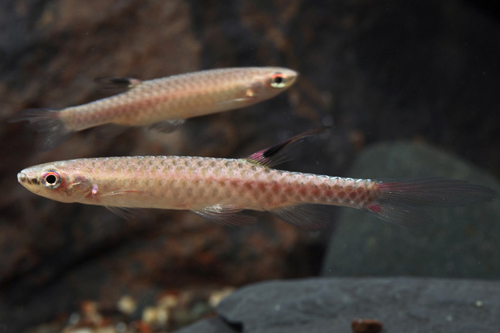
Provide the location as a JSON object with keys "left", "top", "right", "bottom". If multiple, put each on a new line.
{"left": 17, "top": 172, "right": 27, "bottom": 184}
{"left": 287, "top": 69, "right": 299, "bottom": 79}
{"left": 281, "top": 68, "right": 298, "bottom": 86}
{"left": 17, "top": 171, "right": 38, "bottom": 186}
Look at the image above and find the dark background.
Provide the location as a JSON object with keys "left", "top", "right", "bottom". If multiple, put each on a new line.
{"left": 0, "top": 0, "right": 499, "bottom": 332}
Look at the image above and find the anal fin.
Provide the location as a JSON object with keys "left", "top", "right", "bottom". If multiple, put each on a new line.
{"left": 216, "top": 88, "right": 260, "bottom": 106}
{"left": 100, "top": 189, "right": 146, "bottom": 197}
{"left": 193, "top": 204, "right": 257, "bottom": 226}
{"left": 270, "top": 204, "right": 333, "bottom": 231}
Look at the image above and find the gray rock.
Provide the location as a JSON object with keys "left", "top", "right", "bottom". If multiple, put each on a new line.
{"left": 174, "top": 277, "right": 500, "bottom": 333}
{"left": 322, "top": 142, "right": 500, "bottom": 279}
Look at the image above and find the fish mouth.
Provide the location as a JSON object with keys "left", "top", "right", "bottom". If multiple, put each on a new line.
{"left": 17, "top": 171, "right": 38, "bottom": 185}
{"left": 17, "top": 172, "right": 27, "bottom": 184}
{"left": 284, "top": 69, "right": 298, "bottom": 84}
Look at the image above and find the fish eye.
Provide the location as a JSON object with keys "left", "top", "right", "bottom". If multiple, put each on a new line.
{"left": 41, "top": 170, "right": 62, "bottom": 189}
{"left": 270, "top": 73, "right": 286, "bottom": 88}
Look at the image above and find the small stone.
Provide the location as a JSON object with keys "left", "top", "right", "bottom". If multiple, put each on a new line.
{"left": 94, "top": 327, "right": 116, "bottom": 333}
{"left": 351, "top": 319, "right": 383, "bottom": 333}
{"left": 67, "top": 328, "right": 94, "bottom": 333}
{"left": 115, "top": 322, "right": 128, "bottom": 333}
{"left": 68, "top": 313, "right": 80, "bottom": 326}
{"left": 156, "top": 308, "right": 170, "bottom": 326}
{"left": 80, "top": 301, "right": 98, "bottom": 316}
{"left": 142, "top": 307, "right": 158, "bottom": 324}
{"left": 133, "top": 320, "right": 152, "bottom": 333}
{"left": 208, "top": 287, "right": 235, "bottom": 308}
{"left": 117, "top": 295, "right": 137, "bottom": 315}
{"left": 157, "top": 293, "right": 179, "bottom": 309}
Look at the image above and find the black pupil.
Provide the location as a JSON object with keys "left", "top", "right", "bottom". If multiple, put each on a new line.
{"left": 46, "top": 174, "right": 57, "bottom": 184}
{"left": 273, "top": 75, "right": 283, "bottom": 84}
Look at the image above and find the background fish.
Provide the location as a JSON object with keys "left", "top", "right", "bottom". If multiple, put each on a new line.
{"left": 10, "top": 67, "right": 297, "bottom": 151}
{"left": 16, "top": 128, "right": 495, "bottom": 230}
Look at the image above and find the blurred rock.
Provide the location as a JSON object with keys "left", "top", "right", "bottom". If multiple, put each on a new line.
{"left": 174, "top": 277, "right": 500, "bottom": 333}
{"left": 0, "top": 0, "right": 499, "bottom": 332}
{"left": 322, "top": 142, "right": 500, "bottom": 278}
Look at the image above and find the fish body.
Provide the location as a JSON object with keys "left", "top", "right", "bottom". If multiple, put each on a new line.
{"left": 11, "top": 67, "right": 298, "bottom": 150}
{"left": 17, "top": 156, "right": 376, "bottom": 210}
{"left": 17, "top": 128, "right": 496, "bottom": 230}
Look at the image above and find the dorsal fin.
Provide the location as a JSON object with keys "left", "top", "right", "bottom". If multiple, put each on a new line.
{"left": 94, "top": 76, "right": 142, "bottom": 92}
{"left": 246, "top": 126, "right": 330, "bottom": 168}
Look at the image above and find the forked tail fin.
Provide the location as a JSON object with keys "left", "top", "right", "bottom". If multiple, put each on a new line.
{"left": 10, "top": 108, "right": 74, "bottom": 151}
{"left": 365, "top": 178, "right": 496, "bottom": 228}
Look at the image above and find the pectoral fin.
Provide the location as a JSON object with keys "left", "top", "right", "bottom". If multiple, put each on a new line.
{"left": 148, "top": 119, "right": 185, "bottom": 133}
{"left": 99, "top": 189, "right": 144, "bottom": 219}
{"left": 216, "top": 88, "right": 261, "bottom": 106}
{"left": 100, "top": 189, "right": 145, "bottom": 197}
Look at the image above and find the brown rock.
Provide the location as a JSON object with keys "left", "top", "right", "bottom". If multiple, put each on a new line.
{"left": 1, "top": 0, "right": 499, "bottom": 332}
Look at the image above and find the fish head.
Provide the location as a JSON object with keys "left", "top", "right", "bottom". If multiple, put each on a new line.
{"left": 252, "top": 67, "right": 298, "bottom": 97}
{"left": 17, "top": 161, "right": 93, "bottom": 203}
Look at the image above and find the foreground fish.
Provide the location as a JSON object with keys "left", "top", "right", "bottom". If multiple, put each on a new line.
{"left": 11, "top": 67, "right": 297, "bottom": 151}
{"left": 17, "top": 128, "right": 495, "bottom": 230}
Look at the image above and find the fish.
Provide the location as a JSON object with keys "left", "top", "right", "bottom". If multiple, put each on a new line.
{"left": 16, "top": 127, "right": 496, "bottom": 230}
{"left": 10, "top": 67, "right": 298, "bottom": 151}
